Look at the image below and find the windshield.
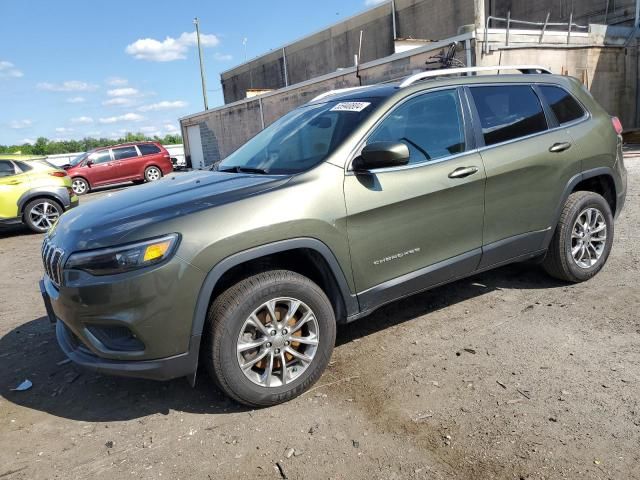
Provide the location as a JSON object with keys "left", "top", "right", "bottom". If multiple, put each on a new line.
{"left": 69, "top": 152, "right": 88, "bottom": 166}
{"left": 217, "top": 98, "right": 381, "bottom": 174}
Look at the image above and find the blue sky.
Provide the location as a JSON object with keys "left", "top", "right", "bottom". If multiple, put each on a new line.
{"left": 0, "top": 0, "right": 386, "bottom": 145}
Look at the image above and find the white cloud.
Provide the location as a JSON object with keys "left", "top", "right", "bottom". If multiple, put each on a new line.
{"left": 98, "top": 113, "right": 144, "bottom": 124}
{"left": 365, "top": 0, "right": 387, "bottom": 5}
{"left": 102, "top": 97, "right": 135, "bottom": 107}
{"left": 55, "top": 127, "right": 74, "bottom": 133}
{"left": 213, "top": 52, "right": 233, "bottom": 61}
{"left": 37, "top": 80, "right": 98, "bottom": 92}
{"left": 66, "top": 96, "right": 86, "bottom": 103}
{"left": 138, "top": 100, "right": 187, "bottom": 112}
{"left": 21, "top": 138, "right": 35, "bottom": 145}
{"left": 164, "top": 123, "right": 180, "bottom": 134}
{"left": 71, "top": 116, "right": 94, "bottom": 124}
{"left": 107, "top": 87, "right": 139, "bottom": 97}
{"left": 125, "top": 31, "right": 219, "bottom": 62}
{"left": 0, "top": 60, "right": 23, "bottom": 79}
{"left": 9, "top": 119, "right": 32, "bottom": 129}
{"left": 106, "top": 76, "right": 128, "bottom": 86}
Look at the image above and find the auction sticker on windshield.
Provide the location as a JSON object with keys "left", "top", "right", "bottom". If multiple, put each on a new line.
{"left": 330, "top": 102, "right": 371, "bottom": 112}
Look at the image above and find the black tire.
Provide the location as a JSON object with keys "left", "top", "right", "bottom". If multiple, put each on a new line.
{"left": 543, "top": 191, "right": 614, "bottom": 282}
{"left": 144, "top": 166, "right": 162, "bottom": 182}
{"left": 203, "top": 270, "right": 336, "bottom": 407}
{"left": 71, "top": 177, "right": 90, "bottom": 196}
{"left": 23, "top": 198, "right": 63, "bottom": 233}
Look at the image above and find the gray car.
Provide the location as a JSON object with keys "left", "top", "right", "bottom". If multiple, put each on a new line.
{"left": 40, "top": 66, "right": 627, "bottom": 406}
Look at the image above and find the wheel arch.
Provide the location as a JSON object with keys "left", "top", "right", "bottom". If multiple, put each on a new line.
{"left": 17, "top": 190, "right": 65, "bottom": 216}
{"left": 190, "top": 238, "right": 359, "bottom": 341}
{"left": 543, "top": 167, "right": 618, "bottom": 249}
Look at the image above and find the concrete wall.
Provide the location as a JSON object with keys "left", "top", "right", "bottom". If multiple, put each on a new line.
{"left": 487, "top": 0, "right": 637, "bottom": 25}
{"left": 182, "top": 35, "right": 473, "bottom": 166}
{"left": 477, "top": 31, "right": 639, "bottom": 128}
{"left": 221, "top": 0, "right": 476, "bottom": 103}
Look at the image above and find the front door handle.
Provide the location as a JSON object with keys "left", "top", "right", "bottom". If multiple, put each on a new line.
{"left": 549, "top": 142, "right": 572, "bottom": 153}
{"left": 448, "top": 166, "right": 479, "bottom": 179}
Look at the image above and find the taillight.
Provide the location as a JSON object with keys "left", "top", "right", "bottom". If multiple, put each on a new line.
{"left": 612, "top": 116, "right": 623, "bottom": 135}
{"left": 49, "top": 171, "right": 67, "bottom": 177}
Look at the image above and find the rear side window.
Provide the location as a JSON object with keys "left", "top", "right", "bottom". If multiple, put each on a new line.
{"left": 0, "top": 160, "right": 17, "bottom": 177}
{"left": 539, "top": 85, "right": 586, "bottom": 125}
{"left": 367, "top": 89, "right": 466, "bottom": 164}
{"left": 112, "top": 146, "right": 139, "bottom": 160}
{"left": 14, "top": 161, "right": 34, "bottom": 172}
{"left": 138, "top": 144, "right": 161, "bottom": 156}
{"left": 470, "top": 85, "right": 547, "bottom": 146}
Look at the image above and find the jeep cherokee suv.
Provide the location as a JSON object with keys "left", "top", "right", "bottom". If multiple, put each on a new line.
{"left": 40, "top": 66, "right": 627, "bottom": 407}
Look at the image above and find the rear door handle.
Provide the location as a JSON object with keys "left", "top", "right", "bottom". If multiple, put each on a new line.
{"left": 448, "top": 166, "right": 479, "bottom": 179}
{"left": 549, "top": 142, "right": 572, "bottom": 153}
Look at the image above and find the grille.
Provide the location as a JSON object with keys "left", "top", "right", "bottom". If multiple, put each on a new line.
{"left": 41, "top": 240, "right": 64, "bottom": 286}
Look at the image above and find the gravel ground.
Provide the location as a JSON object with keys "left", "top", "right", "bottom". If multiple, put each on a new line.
{"left": 1, "top": 161, "right": 639, "bottom": 480}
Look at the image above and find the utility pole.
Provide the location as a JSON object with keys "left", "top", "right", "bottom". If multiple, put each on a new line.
{"left": 193, "top": 17, "right": 209, "bottom": 110}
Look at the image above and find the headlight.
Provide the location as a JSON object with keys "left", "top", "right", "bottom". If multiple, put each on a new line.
{"left": 65, "top": 234, "right": 180, "bottom": 276}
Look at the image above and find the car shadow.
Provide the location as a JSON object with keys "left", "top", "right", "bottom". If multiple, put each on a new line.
{"left": 0, "top": 224, "right": 40, "bottom": 239}
{"left": 0, "top": 262, "right": 565, "bottom": 422}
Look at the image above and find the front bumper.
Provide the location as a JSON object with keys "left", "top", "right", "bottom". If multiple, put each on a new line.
{"left": 54, "top": 317, "right": 200, "bottom": 381}
{"left": 39, "top": 252, "right": 205, "bottom": 380}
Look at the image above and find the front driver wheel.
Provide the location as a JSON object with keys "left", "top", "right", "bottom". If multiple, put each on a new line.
{"left": 203, "top": 270, "right": 336, "bottom": 407}
{"left": 543, "top": 191, "right": 614, "bottom": 282}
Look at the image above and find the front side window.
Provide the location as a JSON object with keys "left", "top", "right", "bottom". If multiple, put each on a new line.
{"left": 470, "top": 85, "right": 548, "bottom": 146}
{"left": 112, "top": 146, "right": 139, "bottom": 160}
{"left": 539, "top": 85, "right": 586, "bottom": 125}
{"left": 0, "top": 160, "right": 17, "bottom": 178}
{"left": 89, "top": 151, "right": 112, "bottom": 165}
{"left": 367, "top": 89, "right": 466, "bottom": 164}
{"left": 217, "top": 98, "right": 382, "bottom": 174}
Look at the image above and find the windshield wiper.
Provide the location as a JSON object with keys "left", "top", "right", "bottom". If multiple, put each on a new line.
{"left": 218, "top": 166, "right": 269, "bottom": 174}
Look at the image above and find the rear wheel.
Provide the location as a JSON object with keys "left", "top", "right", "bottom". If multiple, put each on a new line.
{"left": 144, "top": 166, "right": 162, "bottom": 182}
{"left": 543, "top": 191, "right": 614, "bottom": 282}
{"left": 203, "top": 270, "right": 336, "bottom": 407}
{"left": 71, "top": 177, "right": 89, "bottom": 195}
{"left": 23, "top": 198, "right": 63, "bottom": 233}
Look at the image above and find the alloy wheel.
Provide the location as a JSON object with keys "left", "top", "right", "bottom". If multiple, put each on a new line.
{"left": 72, "top": 179, "right": 87, "bottom": 195}
{"left": 28, "top": 201, "right": 61, "bottom": 231}
{"left": 146, "top": 167, "right": 161, "bottom": 181}
{"left": 236, "top": 297, "right": 320, "bottom": 388}
{"left": 571, "top": 207, "right": 607, "bottom": 269}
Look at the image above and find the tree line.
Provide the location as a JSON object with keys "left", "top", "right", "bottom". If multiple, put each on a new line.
{"left": 0, "top": 132, "right": 183, "bottom": 156}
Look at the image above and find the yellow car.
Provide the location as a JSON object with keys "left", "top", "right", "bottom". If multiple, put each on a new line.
{"left": 0, "top": 158, "right": 78, "bottom": 233}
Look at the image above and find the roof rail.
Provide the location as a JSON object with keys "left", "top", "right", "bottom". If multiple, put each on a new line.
{"left": 310, "top": 86, "right": 370, "bottom": 102}
{"left": 399, "top": 65, "right": 551, "bottom": 88}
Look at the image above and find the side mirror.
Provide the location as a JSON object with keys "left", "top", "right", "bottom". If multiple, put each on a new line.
{"left": 352, "top": 141, "right": 410, "bottom": 171}
{"left": 86, "top": 159, "right": 93, "bottom": 167}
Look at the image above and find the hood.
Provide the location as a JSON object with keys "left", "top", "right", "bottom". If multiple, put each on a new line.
{"left": 48, "top": 170, "right": 289, "bottom": 251}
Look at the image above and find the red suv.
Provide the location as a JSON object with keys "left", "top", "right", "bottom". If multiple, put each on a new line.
{"left": 65, "top": 142, "right": 173, "bottom": 195}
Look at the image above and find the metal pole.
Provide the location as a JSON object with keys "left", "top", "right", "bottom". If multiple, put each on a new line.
{"left": 465, "top": 38, "right": 473, "bottom": 75}
{"left": 567, "top": 11, "right": 573, "bottom": 44}
{"left": 391, "top": 0, "right": 397, "bottom": 40}
{"left": 193, "top": 17, "right": 209, "bottom": 110}
{"left": 540, "top": 12, "right": 550, "bottom": 43}
{"left": 506, "top": 10, "right": 511, "bottom": 46}
{"left": 258, "top": 97, "right": 265, "bottom": 130}
{"left": 282, "top": 47, "right": 289, "bottom": 87}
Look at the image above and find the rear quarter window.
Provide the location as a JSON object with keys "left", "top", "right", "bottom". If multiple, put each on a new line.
{"left": 138, "top": 144, "right": 162, "bottom": 155}
{"left": 539, "top": 85, "right": 586, "bottom": 125}
{"left": 470, "top": 85, "right": 548, "bottom": 146}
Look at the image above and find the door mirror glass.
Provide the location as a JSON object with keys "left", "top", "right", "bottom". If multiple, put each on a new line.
{"left": 353, "top": 141, "right": 410, "bottom": 171}
{"left": 85, "top": 159, "right": 93, "bottom": 167}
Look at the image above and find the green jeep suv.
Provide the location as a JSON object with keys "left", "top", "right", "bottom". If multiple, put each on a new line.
{"left": 40, "top": 66, "right": 627, "bottom": 406}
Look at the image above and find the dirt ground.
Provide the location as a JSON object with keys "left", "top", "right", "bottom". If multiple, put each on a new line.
{"left": 1, "top": 160, "right": 639, "bottom": 480}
